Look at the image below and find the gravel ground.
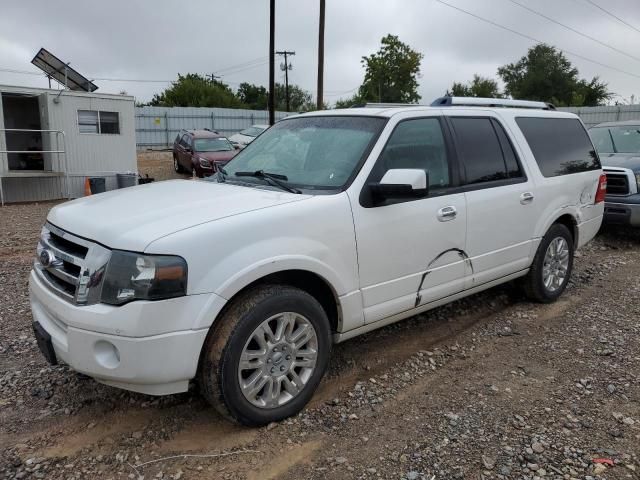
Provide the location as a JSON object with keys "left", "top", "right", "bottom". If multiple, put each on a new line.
{"left": 1, "top": 197, "right": 639, "bottom": 480}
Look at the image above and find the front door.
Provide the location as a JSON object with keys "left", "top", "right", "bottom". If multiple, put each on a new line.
{"left": 349, "top": 116, "right": 468, "bottom": 325}
{"left": 178, "top": 134, "right": 192, "bottom": 171}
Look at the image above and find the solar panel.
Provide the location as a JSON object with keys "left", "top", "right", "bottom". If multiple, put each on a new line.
{"left": 31, "top": 48, "right": 98, "bottom": 92}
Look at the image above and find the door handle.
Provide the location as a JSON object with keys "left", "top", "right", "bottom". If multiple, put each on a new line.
{"left": 437, "top": 206, "right": 457, "bottom": 221}
{"left": 520, "top": 192, "right": 534, "bottom": 205}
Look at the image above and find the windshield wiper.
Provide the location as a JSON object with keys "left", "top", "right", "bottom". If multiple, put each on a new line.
{"left": 214, "top": 165, "right": 228, "bottom": 182}
{"left": 234, "top": 170, "right": 302, "bottom": 194}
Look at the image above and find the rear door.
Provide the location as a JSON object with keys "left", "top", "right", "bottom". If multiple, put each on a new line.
{"left": 446, "top": 113, "right": 538, "bottom": 287}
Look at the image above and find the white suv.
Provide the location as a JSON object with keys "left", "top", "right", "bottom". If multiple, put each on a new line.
{"left": 30, "top": 97, "right": 606, "bottom": 426}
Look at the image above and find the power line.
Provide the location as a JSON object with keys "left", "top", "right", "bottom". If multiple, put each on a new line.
{"left": 506, "top": 0, "right": 640, "bottom": 63}
{"left": 583, "top": 0, "right": 640, "bottom": 35}
{"left": 431, "top": 0, "right": 640, "bottom": 80}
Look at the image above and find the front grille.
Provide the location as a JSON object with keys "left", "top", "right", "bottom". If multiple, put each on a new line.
{"left": 604, "top": 172, "right": 630, "bottom": 195}
{"left": 34, "top": 223, "right": 111, "bottom": 305}
{"left": 49, "top": 231, "right": 88, "bottom": 259}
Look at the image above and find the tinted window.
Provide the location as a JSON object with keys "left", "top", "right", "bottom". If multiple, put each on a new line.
{"left": 491, "top": 119, "right": 523, "bottom": 178}
{"left": 450, "top": 117, "right": 511, "bottom": 184}
{"left": 375, "top": 118, "right": 450, "bottom": 190}
{"left": 179, "top": 134, "right": 191, "bottom": 148}
{"left": 516, "top": 117, "right": 600, "bottom": 177}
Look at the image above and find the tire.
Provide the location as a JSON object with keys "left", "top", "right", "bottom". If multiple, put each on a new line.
{"left": 523, "top": 223, "right": 574, "bottom": 303}
{"left": 199, "top": 284, "right": 332, "bottom": 426}
{"left": 173, "top": 154, "right": 184, "bottom": 173}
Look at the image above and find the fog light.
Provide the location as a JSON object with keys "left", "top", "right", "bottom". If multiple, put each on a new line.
{"left": 94, "top": 340, "right": 120, "bottom": 369}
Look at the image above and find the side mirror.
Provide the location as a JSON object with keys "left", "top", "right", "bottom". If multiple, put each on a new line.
{"left": 369, "top": 169, "right": 428, "bottom": 201}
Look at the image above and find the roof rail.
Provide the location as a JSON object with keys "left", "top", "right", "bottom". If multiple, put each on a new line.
{"left": 431, "top": 96, "right": 555, "bottom": 110}
{"left": 356, "top": 102, "right": 422, "bottom": 108}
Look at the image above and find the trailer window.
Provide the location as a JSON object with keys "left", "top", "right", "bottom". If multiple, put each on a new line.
{"left": 78, "top": 110, "right": 120, "bottom": 135}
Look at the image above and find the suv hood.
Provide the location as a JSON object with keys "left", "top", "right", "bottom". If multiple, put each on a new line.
{"left": 600, "top": 153, "right": 640, "bottom": 171}
{"left": 229, "top": 133, "right": 254, "bottom": 145}
{"left": 47, "top": 180, "right": 310, "bottom": 251}
{"left": 197, "top": 150, "right": 237, "bottom": 163}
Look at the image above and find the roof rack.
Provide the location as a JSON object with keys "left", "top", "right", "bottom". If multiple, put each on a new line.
{"left": 431, "top": 96, "right": 555, "bottom": 110}
{"left": 356, "top": 102, "right": 422, "bottom": 108}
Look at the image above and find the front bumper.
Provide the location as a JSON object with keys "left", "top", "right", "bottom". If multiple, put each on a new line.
{"left": 29, "top": 270, "right": 213, "bottom": 395}
{"left": 604, "top": 195, "right": 640, "bottom": 227}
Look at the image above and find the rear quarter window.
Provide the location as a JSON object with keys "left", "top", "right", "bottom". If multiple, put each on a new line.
{"left": 516, "top": 117, "right": 600, "bottom": 177}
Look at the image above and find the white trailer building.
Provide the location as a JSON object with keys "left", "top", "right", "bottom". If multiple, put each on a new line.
{"left": 0, "top": 84, "right": 136, "bottom": 205}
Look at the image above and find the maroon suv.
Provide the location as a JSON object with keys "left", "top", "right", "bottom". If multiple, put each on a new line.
{"left": 172, "top": 129, "right": 238, "bottom": 177}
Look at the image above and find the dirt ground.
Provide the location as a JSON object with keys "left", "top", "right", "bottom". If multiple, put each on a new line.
{"left": 136, "top": 151, "right": 188, "bottom": 182}
{"left": 1, "top": 172, "right": 639, "bottom": 479}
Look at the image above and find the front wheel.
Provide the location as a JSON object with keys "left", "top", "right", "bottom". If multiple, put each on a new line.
{"left": 199, "top": 284, "right": 331, "bottom": 426}
{"left": 523, "top": 223, "right": 574, "bottom": 303}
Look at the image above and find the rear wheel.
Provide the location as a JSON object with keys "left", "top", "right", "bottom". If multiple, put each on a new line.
{"left": 523, "top": 223, "right": 574, "bottom": 303}
{"left": 199, "top": 284, "right": 331, "bottom": 426}
{"left": 173, "top": 154, "right": 184, "bottom": 173}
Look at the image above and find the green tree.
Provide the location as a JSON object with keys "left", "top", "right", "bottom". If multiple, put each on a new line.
{"left": 334, "top": 93, "right": 366, "bottom": 109}
{"left": 236, "top": 82, "right": 316, "bottom": 112}
{"left": 448, "top": 74, "right": 502, "bottom": 98}
{"left": 275, "top": 83, "right": 315, "bottom": 111}
{"left": 358, "top": 34, "right": 423, "bottom": 103}
{"left": 236, "top": 82, "right": 268, "bottom": 110}
{"left": 497, "top": 45, "right": 612, "bottom": 106}
{"left": 149, "top": 73, "right": 242, "bottom": 108}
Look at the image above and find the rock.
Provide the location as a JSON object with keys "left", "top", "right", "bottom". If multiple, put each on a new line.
{"left": 532, "top": 442, "right": 545, "bottom": 454}
{"left": 335, "top": 457, "right": 347, "bottom": 465}
{"left": 593, "top": 463, "right": 607, "bottom": 475}
{"left": 406, "top": 471, "right": 420, "bottom": 480}
{"left": 266, "top": 422, "right": 278, "bottom": 431}
{"left": 482, "top": 455, "right": 496, "bottom": 470}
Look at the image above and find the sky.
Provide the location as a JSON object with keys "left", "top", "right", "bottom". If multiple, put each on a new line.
{"left": 1, "top": 0, "right": 639, "bottom": 106}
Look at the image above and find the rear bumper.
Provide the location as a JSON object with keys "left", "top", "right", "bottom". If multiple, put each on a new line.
{"left": 604, "top": 196, "right": 640, "bottom": 227}
{"left": 576, "top": 212, "right": 604, "bottom": 249}
{"left": 29, "top": 270, "right": 211, "bottom": 395}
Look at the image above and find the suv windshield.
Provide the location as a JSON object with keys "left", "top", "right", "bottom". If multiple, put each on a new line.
{"left": 239, "top": 126, "right": 266, "bottom": 137}
{"left": 220, "top": 116, "right": 386, "bottom": 190}
{"left": 194, "top": 137, "right": 233, "bottom": 152}
{"left": 591, "top": 125, "right": 640, "bottom": 154}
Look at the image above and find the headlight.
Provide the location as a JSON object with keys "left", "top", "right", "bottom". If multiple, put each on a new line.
{"left": 198, "top": 157, "right": 211, "bottom": 168}
{"left": 101, "top": 251, "right": 187, "bottom": 305}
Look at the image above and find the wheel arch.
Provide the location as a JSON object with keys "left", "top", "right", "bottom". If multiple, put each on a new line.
{"left": 213, "top": 269, "right": 342, "bottom": 335}
{"left": 552, "top": 213, "right": 578, "bottom": 247}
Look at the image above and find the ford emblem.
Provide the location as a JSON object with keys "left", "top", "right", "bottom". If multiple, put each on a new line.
{"left": 39, "top": 249, "right": 56, "bottom": 268}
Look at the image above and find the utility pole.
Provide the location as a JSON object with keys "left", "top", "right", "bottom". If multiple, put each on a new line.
{"left": 268, "top": 0, "right": 276, "bottom": 125}
{"left": 276, "top": 50, "right": 295, "bottom": 112}
{"left": 316, "top": 0, "right": 325, "bottom": 110}
{"left": 207, "top": 73, "right": 220, "bottom": 83}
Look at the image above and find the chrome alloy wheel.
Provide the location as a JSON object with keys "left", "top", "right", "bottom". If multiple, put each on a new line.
{"left": 542, "top": 237, "right": 570, "bottom": 292}
{"left": 238, "top": 312, "right": 318, "bottom": 408}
